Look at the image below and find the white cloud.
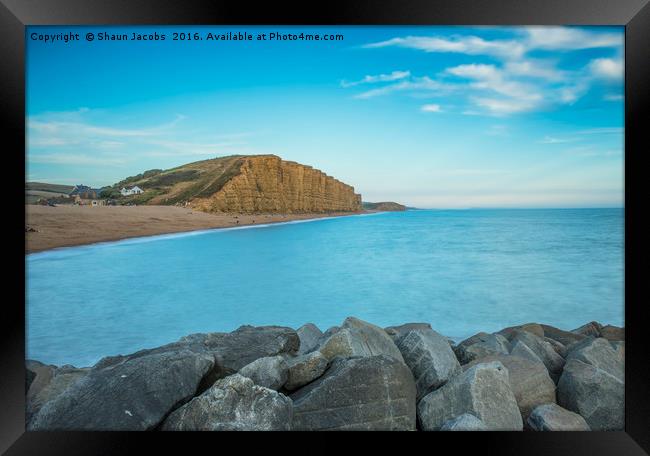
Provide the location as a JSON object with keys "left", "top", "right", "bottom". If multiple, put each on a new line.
{"left": 589, "top": 58, "right": 623, "bottom": 80}
{"left": 420, "top": 104, "right": 442, "bottom": 113}
{"left": 524, "top": 27, "right": 622, "bottom": 51}
{"left": 340, "top": 70, "right": 410, "bottom": 87}
{"left": 363, "top": 35, "right": 526, "bottom": 59}
{"left": 353, "top": 76, "right": 452, "bottom": 99}
{"left": 471, "top": 97, "right": 539, "bottom": 115}
{"left": 540, "top": 136, "right": 576, "bottom": 144}
{"left": 604, "top": 93, "right": 624, "bottom": 101}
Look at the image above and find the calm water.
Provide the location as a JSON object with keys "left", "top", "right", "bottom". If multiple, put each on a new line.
{"left": 26, "top": 209, "right": 624, "bottom": 367}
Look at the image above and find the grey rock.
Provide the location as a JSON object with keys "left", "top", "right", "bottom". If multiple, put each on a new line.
{"left": 599, "top": 325, "right": 624, "bottom": 341}
{"left": 557, "top": 359, "right": 624, "bottom": 430}
{"left": 610, "top": 341, "right": 625, "bottom": 362}
{"left": 544, "top": 337, "right": 568, "bottom": 358}
{"left": 453, "top": 332, "right": 510, "bottom": 364}
{"left": 238, "top": 356, "right": 288, "bottom": 390}
{"left": 440, "top": 413, "right": 487, "bottom": 431}
{"left": 297, "top": 323, "right": 323, "bottom": 354}
{"left": 25, "top": 360, "right": 56, "bottom": 400}
{"left": 510, "top": 330, "right": 565, "bottom": 382}
{"left": 284, "top": 351, "right": 329, "bottom": 391}
{"left": 541, "top": 324, "right": 587, "bottom": 346}
{"left": 291, "top": 355, "right": 416, "bottom": 430}
{"left": 395, "top": 328, "right": 461, "bottom": 400}
{"left": 384, "top": 322, "right": 432, "bottom": 344}
{"left": 510, "top": 340, "right": 544, "bottom": 366}
{"left": 29, "top": 348, "right": 215, "bottom": 430}
{"left": 497, "top": 323, "right": 545, "bottom": 340}
{"left": 418, "top": 361, "right": 523, "bottom": 431}
{"left": 26, "top": 365, "right": 89, "bottom": 424}
{"left": 572, "top": 321, "right": 603, "bottom": 338}
{"left": 315, "top": 317, "right": 404, "bottom": 363}
{"left": 162, "top": 374, "right": 292, "bottom": 430}
{"left": 463, "top": 354, "right": 556, "bottom": 419}
{"left": 565, "top": 337, "right": 623, "bottom": 381}
{"left": 527, "top": 403, "right": 590, "bottom": 431}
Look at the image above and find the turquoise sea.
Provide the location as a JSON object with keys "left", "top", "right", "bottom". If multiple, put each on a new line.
{"left": 26, "top": 208, "right": 624, "bottom": 367}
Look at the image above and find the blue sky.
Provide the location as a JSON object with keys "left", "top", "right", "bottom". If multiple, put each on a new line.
{"left": 26, "top": 26, "right": 624, "bottom": 208}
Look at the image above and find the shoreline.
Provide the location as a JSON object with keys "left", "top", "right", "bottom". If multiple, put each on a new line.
{"left": 26, "top": 205, "right": 370, "bottom": 254}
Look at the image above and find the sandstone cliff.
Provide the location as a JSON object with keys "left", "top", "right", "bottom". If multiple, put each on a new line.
{"left": 111, "top": 155, "right": 362, "bottom": 214}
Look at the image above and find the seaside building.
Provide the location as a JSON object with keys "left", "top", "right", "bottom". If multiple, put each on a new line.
{"left": 120, "top": 186, "right": 144, "bottom": 196}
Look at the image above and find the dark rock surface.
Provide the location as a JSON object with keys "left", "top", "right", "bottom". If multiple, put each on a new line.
{"left": 527, "top": 403, "right": 590, "bottom": 431}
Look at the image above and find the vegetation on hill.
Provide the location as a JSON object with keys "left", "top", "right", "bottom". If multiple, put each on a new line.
{"left": 363, "top": 201, "right": 407, "bottom": 211}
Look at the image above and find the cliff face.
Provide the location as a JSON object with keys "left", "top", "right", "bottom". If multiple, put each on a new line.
{"left": 190, "top": 155, "right": 362, "bottom": 214}
{"left": 113, "top": 155, "right": 362, "bottom": 214}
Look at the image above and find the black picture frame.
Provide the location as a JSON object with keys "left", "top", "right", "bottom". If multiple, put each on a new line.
{"left": 1, "top": 0, "right": 647, "bottom": 453}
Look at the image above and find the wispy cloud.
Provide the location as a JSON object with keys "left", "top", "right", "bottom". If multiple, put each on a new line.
{"left": 589, "top": 58, "right": 623, "bottom": 80}
{"left": 420, "top": 104, "right": 442, "bottom": 113}
{"left": 340, "top": 70, "right": 410, "bottom": 88}
{"left": 353, "top": 76, "right": 453, "bottom": 99}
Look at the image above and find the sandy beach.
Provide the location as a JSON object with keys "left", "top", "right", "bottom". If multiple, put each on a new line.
{"left": 25, "top": 205, "right": 363, "bottom": 254}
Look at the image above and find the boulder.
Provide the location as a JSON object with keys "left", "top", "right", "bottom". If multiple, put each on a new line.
{"left": 291, "top": 355, "right": 416, "bottom": 431}
{"left": 571, "top": 321, "right": 603, "bottom": 338}
{"left": 440, "top": 413, "right": 487, "bottom": 431}
{"left": 510, "top": 341, "right": 544, "bottom": 366}
{"left": 610, "top": 341, "right": 625, "bottom": 362}
{"left": 384, "top": 322, "right": 433, "bottom": 344}
{"left": 543, "top": 337, "right": 568, "bottom": 358}
{"left": 497, "top": 323, "right": 544, "bottom": 340}
{"left": 161, "top": 374, "right": 292, "bottom": 431}
{"left": 557, "top": 359, "right": 624, "bottom": 430}
{"left": 463, "top": 354, "right": 556, "bottom": 419}
{"left": 25, "top": 360, "right": 56, "bottom": 400}
{"left": 238, "top": 355, "right": 288, "bottom": 390}
{"left": 453, "top": 332, "right": 510, "bottom": 365}
{"left": 395, "top": 328, "right": 461, "bottom": 400}
{"left": 315, "top": 317, "right": 404, "bottom": 363}
{"left": 417, "top": 361, "right": 523, "bottom": 431}
{"left": 541, "top": 324, "right": 586, "bottom": 347}
{"left": 565, "top": 337, "right": 623, "bottom": 381}
{"left": 284, "top": 351, "right": 329, "bottom": 391}
{"left": 510, "top": 330, "right": 565, "bottom": 382}
{"left": 527, "top": 403, "right": 590, "bottom": 431}
{"left": 26, "top": 365, "right": 89, "bottom": 424}
{"left": 296, "top": 323, "right": 323, "bottom": 354}
{"left": 29, "top": 348, "right": 215, "bottom": 430}
{"left": 599, "top": 325, "right": 624, "bottom": 341}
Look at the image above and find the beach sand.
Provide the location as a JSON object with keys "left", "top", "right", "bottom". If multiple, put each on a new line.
{"left": 25, "top": 205, "right": 363, "bottom": 254}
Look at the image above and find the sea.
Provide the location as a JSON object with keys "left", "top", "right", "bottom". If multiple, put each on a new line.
{"left": 26, "top": 208, "right": 624, "bottom": 367}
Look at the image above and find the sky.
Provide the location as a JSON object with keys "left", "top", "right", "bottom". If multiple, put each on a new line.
{"left": 26, "top": 26, "right": 624, "bottom": 208}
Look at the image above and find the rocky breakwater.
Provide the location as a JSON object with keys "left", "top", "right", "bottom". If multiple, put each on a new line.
{"left": 26, "top": 318, "right": 624, "bottom": 431}
{"left": 190, "top": 155, "right": 362, "bottom": 214}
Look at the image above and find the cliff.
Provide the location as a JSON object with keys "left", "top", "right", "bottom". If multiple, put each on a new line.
{"left": 111, "top": 155, "right": 362, "bottom": 214}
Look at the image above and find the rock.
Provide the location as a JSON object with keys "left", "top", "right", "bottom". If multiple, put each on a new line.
{"left": 296, "top": 323, "right": 323, "bottom": 354}
{"left": 599, "top": 325, "right": 624, "bottom": 341}
{"left": 565, "top": 337, "right": 623, "bottom": 381}
{"left": 527, "top": 403, "right": 590, "bottom": 431}
{"left": 322, "top": 326, "right": 340, "bottom": 338}
{"left": 29, "top": 348, "right": 215, "bottom": 430}
{"left": 162, "top": 374, "right": 292, "bottom": 430}
{"left": 26, "top": 365, "right": 89, "bottom": 424}
{"left": 510, "top": 330, "right": 565, "bottom": 382}
{"left": 510, "top": 340, "right": 544, "bottom": 365}
{"left": 497, "top": 323, "right": 545, "bottom": 340}
{"left": 315, "top": 317, "right": 404, "bottom": 363}
{"left": 440, "top": 413, "right": 487, "bottom": 431}
{"left": 238, "top": 356, "right": 288, "bottom": 390}
{"left": 291, "top": 355, "right": 416, "bottom": 430}
{"left": 543, "top": 337, "right": 568, "bottom": 358}
{"left": 463, "top": 354, "right": 556, "bottom": 419}
{"left": 25, "top": 360, "right": 56, "bottom": 400}
{"left": 557, "top": 359, "right": 624, "bottom": 430}
{"left": 395, "top": 328, "right": 460, "bottom": 400}
{"left": 384, "top": 322, "right": 432, "bottom": 343}
{"left": 418, "top": 361, "right": 523, "bottom": 431}
{"left": 541, "top": 324, "right": 587, "bottom": 346}
{"left": 610, "top": 341, "right": 625, "bottom": 362}
{"left": 572, "top": 321, "right": 603, "bottom": 337}
{"left": 284, "top": 351, "right": 329, "bottom": 391}
{"left": 453, "top": 332, "right": 510, "bottom": 364}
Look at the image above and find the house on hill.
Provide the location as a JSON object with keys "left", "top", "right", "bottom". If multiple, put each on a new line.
{"left": 69, "top": 185, "right": 97, "bottom": 200}
{"left": 120, "top": 186, "right": 144, "bottom": 196}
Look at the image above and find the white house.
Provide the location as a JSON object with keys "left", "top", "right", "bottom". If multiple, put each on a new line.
{"left": 120, "top": 186, "right": 144, "bottom": 196}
